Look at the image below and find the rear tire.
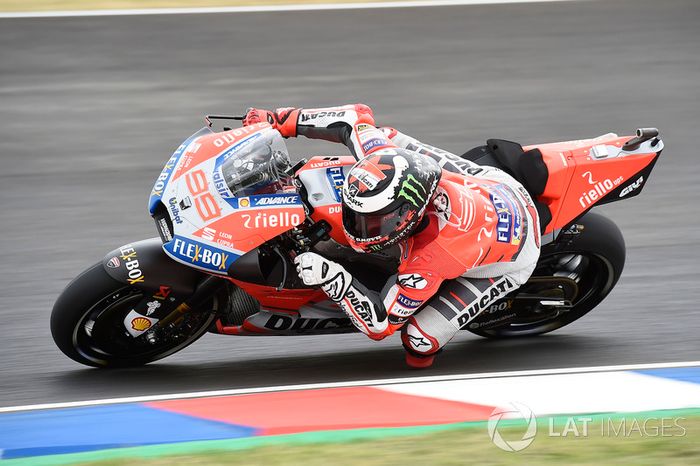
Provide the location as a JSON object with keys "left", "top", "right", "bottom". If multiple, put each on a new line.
{"left": 51, "top": 263, "right": 219, "bottom": 368}
{"left": 467, "top": 211, "right": 625, "bottom": 338}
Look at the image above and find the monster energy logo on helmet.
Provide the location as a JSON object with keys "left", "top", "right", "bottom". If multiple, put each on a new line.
{"left": 397, "top": 174, "right": 427, "bottom": 207}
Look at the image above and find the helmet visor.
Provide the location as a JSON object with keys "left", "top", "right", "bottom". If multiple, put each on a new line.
{"left": 342, "top": 202, "right": 414, "bottom": 243}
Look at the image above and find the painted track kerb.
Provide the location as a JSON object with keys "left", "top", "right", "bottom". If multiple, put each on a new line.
{"left": 2, "top": 360, "right": 698, "bottom": 413}
{"left": 0, "top": 0, "right": 581, "bottom": 19}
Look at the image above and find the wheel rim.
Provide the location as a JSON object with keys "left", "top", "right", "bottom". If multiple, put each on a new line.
{"left": 474, "top": 252, "right": 615, "bottom": 336}
{"left": 71, "top": 286, "right": 218, "bottom": 366}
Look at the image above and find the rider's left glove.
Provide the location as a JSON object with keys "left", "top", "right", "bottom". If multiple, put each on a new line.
{"left": 243, "top": 107, "right": 299, "bottom": 137}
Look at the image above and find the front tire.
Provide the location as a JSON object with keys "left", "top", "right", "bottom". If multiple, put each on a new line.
{"left": 51, "top": 263, "right": 219, "bottom": 368}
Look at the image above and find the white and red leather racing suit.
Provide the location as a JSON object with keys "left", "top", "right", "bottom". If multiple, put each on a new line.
{"left": 244, "top": 104, "right": 541, "bottom": 367}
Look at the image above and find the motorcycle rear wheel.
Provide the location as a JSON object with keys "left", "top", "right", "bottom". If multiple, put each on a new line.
{"left": 467, "top": 211, "right": 625, "bottom": 338}
{"left": 51, "top": 263, "right": 219, "bottom": 368}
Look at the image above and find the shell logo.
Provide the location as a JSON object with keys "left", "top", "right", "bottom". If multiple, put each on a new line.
{"left": 131, "top": 317, "right": 152, "bottom": 332}
{"left": 239, "top": 197, "right": 250, "bottom": 207}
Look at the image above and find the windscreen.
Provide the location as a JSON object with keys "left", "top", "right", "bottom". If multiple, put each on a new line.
{"left": 218, "top": 129, "right": 293, "bottom": 197}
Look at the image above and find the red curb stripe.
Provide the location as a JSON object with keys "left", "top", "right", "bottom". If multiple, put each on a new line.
{"left": 146, "top": 386, "right": 496, "bottom": 435}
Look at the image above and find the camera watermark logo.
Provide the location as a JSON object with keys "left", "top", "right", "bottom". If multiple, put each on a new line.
{"left": 487, "top": 401, "right": 687, "bottom": 452}
{"left": 487, "top": 402, "right": 537, "bottom": 452}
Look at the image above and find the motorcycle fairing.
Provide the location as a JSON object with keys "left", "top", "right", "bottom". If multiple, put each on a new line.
{"left": 151, "top": 123, "right": 305, "bottom": 274}
{"left": 216, "top": 296, "right": 355, "bottom": 336}
{"left": 527, "top": 133, "right": 663, "bottom": 234}
{"left": 297, "top": 155, "right": 356, "bottom": 244}
{"left": 162, "top": 235, "right": 239, "bottom": 275}
{"left": 242, "top": 304, "right": 356, "bottom": 336}
{"left": 102, "top": 238, "right": 205, "bottom": 295}
{"left": 229, "top": 279, "right": 327, "bottom": 310}
{"left": 148, "top": 127, "right": 213, "bottom": 215}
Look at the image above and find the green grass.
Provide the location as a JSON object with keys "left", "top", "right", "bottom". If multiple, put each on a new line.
{"left": 36, "top": 413, "right": 700, "bottom": 466}
{"left": 0, "top": 0, "right": 388, "bottom": 12}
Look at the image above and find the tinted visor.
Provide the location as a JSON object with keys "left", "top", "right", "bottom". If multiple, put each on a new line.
{"left": 342, "top": 202, "right": 413, "bottom": 242}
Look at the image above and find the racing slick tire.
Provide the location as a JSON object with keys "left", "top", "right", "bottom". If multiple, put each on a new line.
{"left": 51, "top": 262, "right": 219, "bottom": 368}
{"left": 467, "top": 211, "right": 625, "bottom": 338}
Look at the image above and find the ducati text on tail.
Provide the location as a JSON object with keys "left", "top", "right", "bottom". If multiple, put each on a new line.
{"left": 51, "top": 121, "right": 663, "bottom": 368}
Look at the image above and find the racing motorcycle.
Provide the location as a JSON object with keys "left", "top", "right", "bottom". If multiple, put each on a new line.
{"left": 50, "top": 116, "right": 663, "bottom": 367}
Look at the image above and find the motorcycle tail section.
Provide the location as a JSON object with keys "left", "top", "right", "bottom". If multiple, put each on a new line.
{"left": 530, "top": 128, "right": 663, "bottom": 233}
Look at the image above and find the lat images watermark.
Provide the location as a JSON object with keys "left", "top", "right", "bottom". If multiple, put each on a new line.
{"left": 487, "top": 402, "right": 537, "bottom": 452}
{"left": 487, "top": 403, "right": 687, "bottom": 452}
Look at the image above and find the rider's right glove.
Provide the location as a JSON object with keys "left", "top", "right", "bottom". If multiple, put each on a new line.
{"left": 242, "top": 107, "right": 299, "bottom": 138}
{"left": 294, "top": 252, "right": 389, "bottom": 336}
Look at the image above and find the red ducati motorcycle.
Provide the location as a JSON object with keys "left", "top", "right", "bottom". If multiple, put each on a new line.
{"left": 51, "top": 117, "right": 663, "bottom": 367}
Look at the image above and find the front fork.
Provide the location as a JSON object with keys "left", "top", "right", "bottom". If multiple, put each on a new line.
{"left": 153, "top": 275, "right": 227, "bottom": 327}
{"left": 125, "top": 275, "right": 227, "bottom": 341}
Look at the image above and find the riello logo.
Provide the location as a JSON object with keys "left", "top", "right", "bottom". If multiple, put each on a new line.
{"left": 241, "top": 211, "right": 301, "bottom": 229}
{"left": 579, "top": 175, "right": 615, "bottom": 208}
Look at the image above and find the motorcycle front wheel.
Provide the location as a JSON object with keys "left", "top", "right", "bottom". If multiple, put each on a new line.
{"left": 51, "top": 263, "right": 220, "bottom": 368}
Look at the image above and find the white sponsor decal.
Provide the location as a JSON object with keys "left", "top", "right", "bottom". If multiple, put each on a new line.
{"left": 172, "top": 239, "right": 230, "bottom": 271}
{"left": 353, "top": 167, "right": 383, "bottom": 190}
{"left": 242, "top": 211, "right": 302, "bottom": 229}
{"left": 123, "top": 310, "right": 158, "bottom": 338}
{"left": 579, "top": 172, "right": 624, "bottom": 208}
{"left": 201, "top": 227, "right": 216, "bottom": 241}
{"left": 619, "top": 176, "right": 644, "bottom": 198}
{"left": 145, "top": 300, "right": 161, "bottom": 316}
{"left": 398, "top": 273, "right": 428, "bottom": 290}
{"left": 213, "top": 125, "right": 262, "bottom": 148}
{"left": 255, "top": 196, "right": 299, "bottom": 206}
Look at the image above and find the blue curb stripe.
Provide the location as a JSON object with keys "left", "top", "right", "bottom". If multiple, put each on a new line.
{"left": 0, "top": 404, "right": 257, "bottom": 460}
{"left": 634, "top": 367, "right": 700, "bottom": 385}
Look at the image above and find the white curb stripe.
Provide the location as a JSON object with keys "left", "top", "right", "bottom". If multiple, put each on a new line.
{"left": 381, "top": 371, "right": 700, "bottom": 415}
{"left": 1, "top": 360, "right": 698, "bottom": 413}
{"left": 0, "top": 0, "right": 583, "bottom": 19}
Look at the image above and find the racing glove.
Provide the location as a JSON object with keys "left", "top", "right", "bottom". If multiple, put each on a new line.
{"left": 294, "top": 252, "right": 389, "bottom": 336}
{"left": 243, "top": 107, "right": 300, "bottom": 137}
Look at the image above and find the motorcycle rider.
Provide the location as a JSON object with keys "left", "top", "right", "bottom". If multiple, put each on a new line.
{"left": 243, "top": 104, "right": 541, "bottom": 368}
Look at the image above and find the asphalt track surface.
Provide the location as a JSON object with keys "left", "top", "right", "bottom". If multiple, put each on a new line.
{"left": 1, "top": 0, "right": 699, "bottom": 407}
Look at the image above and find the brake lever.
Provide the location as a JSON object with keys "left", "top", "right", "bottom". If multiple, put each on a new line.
{"left": 205, "top": 114, "right": 245, "bottom": 128}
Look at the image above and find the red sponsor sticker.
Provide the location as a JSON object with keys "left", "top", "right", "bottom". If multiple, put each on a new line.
{"left": 153, "top": 285, "right": 172, "bottom": 300}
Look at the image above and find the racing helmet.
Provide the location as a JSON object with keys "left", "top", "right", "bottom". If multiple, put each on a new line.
{"left": 341, "top": 149, "right": 442, "bottom": 253}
